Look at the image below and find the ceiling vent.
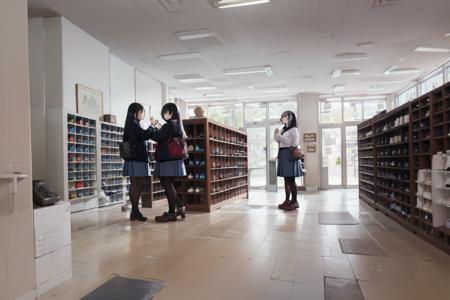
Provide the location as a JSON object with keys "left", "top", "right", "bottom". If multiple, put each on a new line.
{"left": 158, "top": 0, "right": 202, "bottom": 13}
{"left": 371, "top": 0, "right": 401, "bottom": 9}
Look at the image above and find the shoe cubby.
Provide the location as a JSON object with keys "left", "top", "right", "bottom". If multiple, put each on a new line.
{"left": 99, "top": 122, "right": 126, "bottom": 207}
{"left": 358, "top": 81, "right": 450, "bottom": 254}
{"left": 67, "top": 113, "right": 98, "bottom": 206}
{"left": 141, "top": 141, "right": 162, "bottom": 208}
{"left": 176, "top": 118, "right": 248, "bottom": 212}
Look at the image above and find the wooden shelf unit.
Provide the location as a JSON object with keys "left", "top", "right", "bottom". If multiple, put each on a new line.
{"left": 358, "top": 82, "right": 450, "bottom": 254}
{"left": 176, "top": 118, "right": 249, "bottom": 212}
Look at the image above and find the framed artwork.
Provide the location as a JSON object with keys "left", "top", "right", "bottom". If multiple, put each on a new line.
{"left": 76, "top": 84, "right": 103, "bottom": 116}
{"left": 307, "top": 145, "right": 316, "bottom": 153}
{"left": 303, "top": 133, "right": 316, "bottom": 142}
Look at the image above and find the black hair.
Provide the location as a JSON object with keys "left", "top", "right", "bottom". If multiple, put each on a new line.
{"left": 124, "top": 102, "right": 144, "bottom": 128}
{"left": 161, "top": 102, "right": 186, "bottom": 138}
{"left": 280, "top": 110, "right": 297, "bottom": 134}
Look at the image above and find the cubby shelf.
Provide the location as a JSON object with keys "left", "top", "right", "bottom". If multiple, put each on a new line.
{"left": 358, "top": 81, "right": 450, "bottom": 255}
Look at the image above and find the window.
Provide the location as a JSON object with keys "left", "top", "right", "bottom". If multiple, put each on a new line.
{"left": 446, "top": 67, "right": 450, "bottom": 83}
{"left": 363, "top": 101, "right": 386, "bottom": 120}
{"left": 268, "top": 101, "right": 298, "bottom": 120}
{"left": 320, "top": 101, "right": 342, "bottom": 124}
{"left": 419, "top": 71, "right": 443, "bottom": 95}
{"left": 234, "top": 103, "right": 244, "bottom": 130}
{"left": 397, "top": 86, "right": 417, "bottom": 106}
{"left": 245, "top": 103, "right": 266, "bottom": 123}
{"left": 343, "top": 102, "right": 362, "bottom": 122}
{"left": 208, "top": 105, "right": 233, "bottom": 127}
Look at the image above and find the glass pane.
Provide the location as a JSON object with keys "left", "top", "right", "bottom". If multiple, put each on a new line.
{"left": 245, "top": 103, "right": 266, "bottom": 123}
{"left": 321, "top": 128, "right": 342, "bottom": 185}
{"left": 208, "top": 105, "right": 233, "bottom": 127}
{"left": 269, "top": 124, "right": 282, "bottom": 160}
{"left": 268, "top": 101, "right": 298, "bottom": 119}
{"left": 320, "top": 101, "right": 342, "bottom": 124}
{"left": 234, "top": 103, "right": 244, "bottom": 130}
{"left": 346, "top": 126, "right": 358, "bottom": 186}
{"left": 246, "top": 127, "right": 267, "bottom": 187}
{"left": 363, "top": 101, "right": 386, "bottom": 120}
{"left": 446, "top": 67, "right": 450, "bottom": 83}
{"left": 419, "top": 72, "right": 443, "bottom": 95}
{"left": 397, "top": 86, "right": 417, "bottom": 106}
{"left": 343, "top": 102, "right": 362, "bottom": 121}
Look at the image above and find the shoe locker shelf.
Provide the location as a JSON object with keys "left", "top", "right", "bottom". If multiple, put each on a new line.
{"left": 358, "top": 81, "right": 450, "bottom": 254}
{"left": 66, "top": 113, "right": 98, "bottom": 212}
{"left": 176, "top": 118, "right": 249, "bottom": 212}
{"left": 99, "top": 122, "right": 126, "bottom": 207}
{"left": 141, "top": 141, "right": 165, "bottom": 208}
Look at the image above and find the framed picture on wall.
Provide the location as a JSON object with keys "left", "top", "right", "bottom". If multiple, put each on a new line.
{"left": 76, "top": 84, "right": 103, "bottom": 116}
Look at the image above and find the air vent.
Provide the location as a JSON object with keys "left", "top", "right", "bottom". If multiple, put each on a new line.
{"left": 371, "top": 0, "right": 401, "bottom": 9}
{"left": 158, "top": 0, "right": 202, "bottom": 13}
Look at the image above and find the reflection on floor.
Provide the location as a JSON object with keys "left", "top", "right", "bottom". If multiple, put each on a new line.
{"left": 39, "top": 189, "right": 450, "bottom": 300}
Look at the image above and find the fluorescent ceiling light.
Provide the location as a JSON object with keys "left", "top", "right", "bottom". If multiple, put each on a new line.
{"left": 261, "top": 89, "right": 288, "bottom": 93}
{"left": 209, "top": 0, "right": 271, "bottom": 9}
{"left": 175, "top": 29, "right": 214, "bottom": 41}
{"left": 194, "top": 86, "right": 217, "bottom": 90}
{"left": 319, "top": 94, "right": 334, "bottom": 98}
{"left": 357, "top": 41, "right": 376, "bottom": 47}
{"left": 335, "top": 52, "right": 370, "bottom": 62}
{"left": 224, "top": 65, "right": 273, "bottom": 77}
{"left": 384, "top": 65, "right": 420, "bottom": 75}
{"left": 344, "top": 95, "right": 386, "bottom": 101}
{"left": 332, "top": 84, "right": 345, "bottom": 91}
{"left": 204, "top": 93, "right": 225, "bottom": 97}
{"left": 157, "top": 52, "right": 203, "bottom": 61}
{"left": 331, "top": 69, "right": 342, "bottom": 78}
{"left": 179, "top": 78, "right": 207, "bottom": 83}
{"left": 342, "top": 69, "right": 361, "bottom": 76}
{"left": 414, "top": 47, "right": 450, "bottom": 53}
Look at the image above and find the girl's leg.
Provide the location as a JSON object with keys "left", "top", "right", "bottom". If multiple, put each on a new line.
{"left": 160, "top": 177, "right": 177, "bottom": 214}
{"left": 287, "top": 177, "right": 297, "bottom": 203}
{"left": 278, "top": 177, "right": 291, "bottom": 209}
{"left": 129, "top": 176, "right": 147, "bottom": 220}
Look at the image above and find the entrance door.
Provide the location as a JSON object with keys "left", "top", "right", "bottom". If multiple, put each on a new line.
{"left": 246, "top": 126, "right": 267, "bottom": 188}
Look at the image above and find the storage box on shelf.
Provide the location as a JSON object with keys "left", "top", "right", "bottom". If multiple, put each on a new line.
{"left": 67, "top": 113, "right": 98, "bottom": 212}
{"left": 99, "top": 122, "right": 125, "bottom": 207}
{"left": 358, "top": 81, "right": 450, "bottom": 254}
{"left": 176, "top": 118, "right": 249, "bottom": 212}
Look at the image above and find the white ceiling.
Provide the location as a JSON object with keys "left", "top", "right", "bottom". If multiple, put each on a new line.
{"left": 28, "top": 0, "right": 450, "bottom": 102}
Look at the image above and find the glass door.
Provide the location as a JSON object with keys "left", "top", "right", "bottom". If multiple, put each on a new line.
{"left": 246, "top": 126, "right": 267, "bottom": 188}
{"left": 321, "top": 127, "right": 342, "bottom": 187}
{"left": 345, "top": 126, "right": 358, "bottom": 187}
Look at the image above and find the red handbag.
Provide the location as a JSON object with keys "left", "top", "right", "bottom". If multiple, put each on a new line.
{"left": 167, "top": 137, "right": 189, "bottom": 160}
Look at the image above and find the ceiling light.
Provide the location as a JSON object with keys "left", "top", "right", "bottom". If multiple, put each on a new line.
{"left": 335, "top": 52, "right": 370, "bottom": 62}
{"left": 224, "top": 65, "right": 273, "bottom": 77}
{"left": 194, "top": 86, "right": 217, "bottom": 90}
{"left": 204, "top": 93, "right": 225, "bottom": 97}
{"left": 261, "top": 88, "right": 288, "bottom": 93}
{"left": 414, "top": 47, "right": 450, "bottom": 53}
{"left": 175, "top": 29, "right": 215, "bottom": 41}
{"left": 343, "top": 95, "right": 386, "bottom": 101}
{"left": 357, "top": 41, "right": 376, "bottom": 47}
{"left": 331, "top": 69, "right": 342, "bottom": 78}
{"left": 445, "top": 33, "right": 450, "bottom": 37}
{"left": 342, "top": 69, "right": 361, "bottom": 76}
{"left": 208, "top": 0, "right": 271, "bottom": 9}
{"left": 332, "top": 84, "right": 345, "bottom": 91}
{"left": 175, "top": 74, "right": 207, "bottom": 83}
{"left": 157, "top": 52, "right": 203, "bottom": 61}
{"left": 319, "top": 94, "right": 334, "bottom": 98}
{"left": 384, "top": 65, "right": 420, "bottom": 75}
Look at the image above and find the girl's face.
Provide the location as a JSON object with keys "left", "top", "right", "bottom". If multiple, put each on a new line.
{"left": 163, "top": 111, "right": 173, "bottom": 121}
{"left": 281, "top": 114, "right": 288, "bottom": 125}
{"left": 135, "top": 110, "right": 144, "bottom": 121}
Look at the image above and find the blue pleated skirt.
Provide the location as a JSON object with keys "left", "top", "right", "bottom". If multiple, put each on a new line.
{"left": 123, "top": 160, "right": 150, "bottom": 177}
{"left": 277, "top": 148, "right": 303, "bottom": 177}
{"left": 153, "top": 159, "right": 187, "bottom": 177}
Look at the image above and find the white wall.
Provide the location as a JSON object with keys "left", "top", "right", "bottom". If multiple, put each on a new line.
{"left": 136, "top": 70, "right": 163, "bottom": 120}
{"left": 110, "top": 54, "right": 135, "bottom": 126}
{"left": 298, "top": 93, "right": 320, "bottom": 191}
{"left": 61, "top": 18, "right": 110, "bottom": 116}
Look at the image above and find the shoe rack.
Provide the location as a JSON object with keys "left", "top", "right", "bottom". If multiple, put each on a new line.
{"left": 99, "top": 122, "right": 126, "bottom": 207}
{"left": 176, "top": 118, "right": 249, "bottom": 212}
{"left": 358, "top": 81, "right": 450, "bottom": 254}
{"left": 67, "top": 113, "right": 98, "bottom": 212}
{"left": 142, "top": 141, "right": 165, "bottom": 208}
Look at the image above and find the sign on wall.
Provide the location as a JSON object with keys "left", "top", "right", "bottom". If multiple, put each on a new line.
{"left": 303, "top": 133, "right": 316, "bottom": 142}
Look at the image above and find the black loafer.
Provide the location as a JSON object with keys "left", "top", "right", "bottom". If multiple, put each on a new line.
{"left": 155, "top": 212, "right": 177, "bottom": 223}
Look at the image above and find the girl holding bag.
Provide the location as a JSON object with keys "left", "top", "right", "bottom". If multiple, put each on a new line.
{"left": 274, "top": 110, "right": 303, "bottom": 211}
{"left": 148, "top": 103, "right": 187, "bottom": 222}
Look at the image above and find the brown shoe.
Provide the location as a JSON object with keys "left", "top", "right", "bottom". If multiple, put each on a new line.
{"left": 282, "top": 201, "right": 299, "bottom": 211}
{"left": 278, "top": 200, "right": 290, "bottom": 209}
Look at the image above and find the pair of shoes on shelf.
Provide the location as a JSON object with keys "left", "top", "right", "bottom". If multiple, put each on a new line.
{"left": 155, "top": 212, "right": 177, "bottom": 222}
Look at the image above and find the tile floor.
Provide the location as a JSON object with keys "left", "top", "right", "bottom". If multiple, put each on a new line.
{"left": 39, "top": 189, "right": 450, "bottom": 300}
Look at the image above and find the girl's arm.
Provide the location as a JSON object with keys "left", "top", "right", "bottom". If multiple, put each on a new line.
{"left": 148, "top": 122, "right": 175, "bottom": 142}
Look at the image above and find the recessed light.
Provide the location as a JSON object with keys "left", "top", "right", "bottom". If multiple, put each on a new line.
{"left": 224, "top": 65, "right": 273, "bottom": 77}
{"left": 261, "top": 88, "right": 288, "bottom": 93}
{"left": 384, "top": 65, "right": 420, "bottom": 75}
{"left": 414, "top": 47, "right": 450, "bottom": 53}
{"left": 342, "top": 69, "right": 361, "bottom": 76}
{"left": 174, "top": 74, "right": 207, "bottom": 83}
{"left": 157, "top": 52, "right": 203, "bottom": 61}
{"left": 204, "top": 93, "right": 225, "bottom": 97}
{"left": 208, "top": 0, "right": 271, "bottom": 9}
{"left": 331, "top": 69, "right": 342, "bottom": 78}
{"left": 194, "top": 86, "right": 217, "bottom": 90}
{"left": 335, "top": 52, "right": 370, "bottom": 62}
{"left": 332, "top": 84, "right": 346, "bottom": 91}
{"left": 175, "top": 29, "right": 215, "bottom": 41}
{"left": 356, "top": 41, "right": 376, "bottom": 47}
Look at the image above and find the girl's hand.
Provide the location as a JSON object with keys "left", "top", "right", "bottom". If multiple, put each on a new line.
{"left": 274, "top": 128, "right": 280, "bottom": 135}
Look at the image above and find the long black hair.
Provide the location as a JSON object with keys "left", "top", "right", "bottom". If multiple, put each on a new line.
{"left": 161, "top": 102, "right": 186, "bottom": 138}
{"left": 124, "top": 102, "right": 144, "bottom": 129}
{"left": 280, "top": 110, "right": 297, "bottom": 134}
